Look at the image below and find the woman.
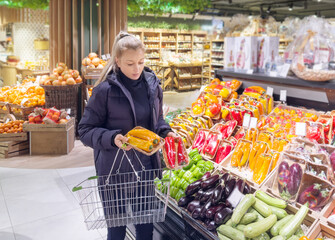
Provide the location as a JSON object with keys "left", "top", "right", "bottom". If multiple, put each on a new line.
{"left": 78, "top": 32, "right": 176, "bottom": 240}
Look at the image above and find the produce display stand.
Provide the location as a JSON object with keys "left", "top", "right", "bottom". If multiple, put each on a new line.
{"left": 23, "top": 118, "right": 75, "bottom": 155}
{"left": 0, "top": 131, "right": 29, "bottom": 158}
{"left": 307, "top": 222, "right": 335, "bottom": 239}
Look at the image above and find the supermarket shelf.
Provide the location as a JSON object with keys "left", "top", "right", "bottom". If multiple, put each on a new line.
{"left": 192, "top": 74, "right": 202, "bottom": 78}
{"left": 144, "top": 40, "right": 160, "bottom": 42}
{"left": 146, "top": 48, "right": 160, "bottom": 50}
{"left": 161, "top": 40, "right": 176, "bottom": 42}
{"left": 211, "top": 56, "right": 224, "bottom": 59}
{"left": 212, "top": 49, "right": 224, "bottom": 52}
{"left": 211, "top": 63, "right": 224, "bottom": 66}
{"left": 212, "top": 39, "right": 224, "bottom": 42}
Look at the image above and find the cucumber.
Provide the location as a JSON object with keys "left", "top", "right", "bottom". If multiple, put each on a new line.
{"left": 270, "top": 215, "right": 294, "bottom": 236}
{"left": 236, "top": 224, "right": 246, "bottom": 231}
{"left": 218, "top": 233, "right": 231, "bottom": 240}
{"left": 252, "top": 232, "right": 270, "bottom": 240}
{"left": 270, "top": 236, "right": 284, "bottom": 240}
{"left": 287, "top": 236, "right": 299, "bottom": 240}
{"left": 231, "top": 194, "right": 256, "bottom": 226}
{"left": 269, "top": 206, "right": 288, "bottom": 220}
{"left": 255, "top": 190, "right": 287, "bottom": 209}
{"left": 279, "top": 205, "right": 309, "bottom": 239}
{"left": 225, "top": 219, "right": 233, "bottom": 226}
{"left": 240, "top": 212, "right": 258, "bottom": 225}
{"left": 294, "top": 226, "right": 304, "bottom": 237}
{"left": 217, "top": 225, "right": 246, "bottom": 240}
{"left": 249, "top": 208, "right": 265, "bottom": 221}
{"left": 253, "top": 198, "right": 272, "bottom": 217}
{"left": 243, "top": 214, "right": 277, "bottom": 238}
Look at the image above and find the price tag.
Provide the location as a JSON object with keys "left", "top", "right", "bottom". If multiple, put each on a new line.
{"left": 249, "top": 117, "right": 258, "bottom": 129}
{"left": 101, "top": 54, "right": 107, "bottom": 61}
{"left": 106, "top": 53, "right": 111, "bottom": 59}
{"left": 313, "top": 63, "right": 323, "bottom": 70}
{"left": 227, "top": 186, "right": 244, "bottom": 208}
{"left": 280, "top": 90, "right": 287, "bottom": 102}
{"left": 242, "top": 113, "right": 251, "bottom": 128}
{"left": 246, "top": 69, "right": 254, "bottom": 74}
{"left": 66, "top": 108, "right": 71, "bottom": 114}
{"left": 266, "top": 87, "right": 274, "bottom": 96}
{"left": 295, "top": 122, "right": 307, "bottom": 136}
{"left": 279, "top": 63, "right": 291, "bottom": 78}
{"left": 269, "top": 71, "right": 277, "bottom": 77}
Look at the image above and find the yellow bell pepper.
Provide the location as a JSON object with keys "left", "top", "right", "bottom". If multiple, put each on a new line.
{"left": 231, "top": 142, "right": 244, "bottom": 167}
{"left": 248, "top": 142, "right": 260, "bottom": 170}
{"left": 192, "top": 105, "right": 203, "bottom": 115}
{"left": 271, "top": 151, "right": 280, "bottom": 171}
{"left": 254, "top": 154, "right": 272, "bottom": 184}
{"left": 239, "top": 141, "right": 251, "bottom": 168}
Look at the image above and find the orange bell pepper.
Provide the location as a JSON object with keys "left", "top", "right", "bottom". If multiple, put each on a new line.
{"left": 248, "top": 142, "right": 260, "bottom": 170}
{"left": 254, "top": 154, "right": 272, "bottom": 184}
{"left": 252, "top": 154, "right": 265, "bottom": 181}
{"left": 231, "top": 142, "right": 244, "bottom": 167}
{"left": 238, "top": 141, "right": 251, "bottom": 168}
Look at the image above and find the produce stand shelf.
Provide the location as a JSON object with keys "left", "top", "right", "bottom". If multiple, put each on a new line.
{"left": 215, "top": 70, "right": 335, "bottom": 111}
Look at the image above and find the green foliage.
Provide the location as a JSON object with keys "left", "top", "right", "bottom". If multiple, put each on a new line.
{"left": 128, "top": 20, "right": 202, "bottom": 30}
{"left": 0, "top": 0, "right": 49, "bottom": 10}
{"left": 128, "top": 0, "right": 212, "bottom": 17}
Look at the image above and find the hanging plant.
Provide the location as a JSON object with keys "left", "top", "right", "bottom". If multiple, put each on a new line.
{"left": 128, "top": 0, "right": 212, "bottom": 17}
{"left": 0, "top": 0, "right": 49, "bottom": 10}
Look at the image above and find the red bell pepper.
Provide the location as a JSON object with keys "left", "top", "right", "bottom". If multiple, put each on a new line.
{"left": 192, "top": 130, "right": 206, "bottom": 151}
{"left": 224, "top": 121, "right": 237, "bottom": 139}
{"left": 215, "top": 144, "right": 232, "bottom": 164}
{"left": 203, "top": 133, "right": 219, "bottom": 156}
{"left": 165, "top": 137, "right": 176, "bottom": 168}
{"left": 306, "top": 126, "right": 322, "bottom": 142}
{"left": 208, "top": 102, "right": 221, "bottom": 116}
{"left": 231, "top": 109, "right": 242, "bottom": 126}
{"left": 177, "top": 139, "right": 188, "bottom": 166}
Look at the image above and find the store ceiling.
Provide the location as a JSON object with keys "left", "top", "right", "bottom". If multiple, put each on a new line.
{"left": 206, "top": 0, "right": 335, "bottom": 20}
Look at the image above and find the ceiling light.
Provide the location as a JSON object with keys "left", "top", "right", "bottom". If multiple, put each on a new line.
{"left": 288, "top": 3, "right": 293, "bottom": 11}
{"left": 317, "top": 0, "right": 322, "bottom": 2}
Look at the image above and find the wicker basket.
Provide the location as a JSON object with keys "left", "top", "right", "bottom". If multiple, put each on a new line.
{"left": 292, "top": 67, "right": 335, "bottom": 82}
{"left": 41, "top": 83, "right": 82, "bottom": 117}
{"left": 8, "top": 103, "right": 41, "bottom": 120}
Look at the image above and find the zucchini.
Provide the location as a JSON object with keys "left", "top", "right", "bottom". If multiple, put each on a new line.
{"left": 294, "top": 226, "right": 304, "bottom": 238}
{"left": 240, "top": 212, "right": 258, "bottom": 225}
{"left": 218, "top": 233, "right": 231, "bottom": 240}
{"left": 255, "top": 190, "right": 287, "bottom": 209}
{"left": 217, "top": 225, "right": 246, "bottom": 240}
{"left": 270, "top": 215, "right": 294, "bottom": 236}
{"left": 253, "top": 198, "right": 272, "bottom": 217}
{"left": 236, "top": 224, "right": 246, "bottom": 231}
{"left": 243, "top": 214, "right": 277, "bottom": 238}
{"left": 279, "top": 205, "right": 309, "bottom": 239}
{"left": 287, "top": 236, "right": 299, "bottom": 240}
{"left": 231, "top": 194, "right": 256, "bottom": 226}
{"left": 252, "top": 232, "right": 270, "bottom": 240}
{"left": 270, "top": 236, "right": 284, "bottom": 240}
{"left": 269, "top": 206, "right": 288, "bottom": 220}
{"left": 249, "top": 208, "right": 265, "bottom": 221}
{"left": 225, "top": 219, "right": 233, "bottom": 226}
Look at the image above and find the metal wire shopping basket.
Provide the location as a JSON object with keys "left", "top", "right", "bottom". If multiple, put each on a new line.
{"left": 72, "top": 148, "right": 170, "bottom": 230}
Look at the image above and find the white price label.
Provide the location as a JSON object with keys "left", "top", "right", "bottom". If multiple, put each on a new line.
{"left": 66, "top": 109, "right": 71, "bottom": 114}
{"left": 101, "top": 55, "right": 107, "bottom": 61}
{"left": 269, "top": 71, "right": 277, "bottom": 77}
{"left": 242, "top": 113, "right": 251, "bottom": 128}
{"left": 106, "top": 53, "right": 111, "bottom": 59}
{"left": 227, "top": 187, "right": 245, "bottom": 208}
{"left": 266, "top": 87, "right": 274, "bottom": 96}
{"left": 295, "top": 122, "right": 307, "bottom": 136}
{"left": 279, "top": 64, "right": 291, "bottom": 78}
{"left": 280, "top": 90, "right": 287, "bottom": 102}
{"left": 313, "top": 63, "right": 323, "bottom": 70}
{"left": 249, "top": 117, "right": 258, "bottom": 129}
{"left": 246, "top": 69, "right": 254, "bottom": 74}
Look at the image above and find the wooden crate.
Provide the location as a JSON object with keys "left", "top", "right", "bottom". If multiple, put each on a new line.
{"left": 0, "top": 140, "right": 29, "bottom": 158}
{"left": 23, "top": 118, "right": 75, "bottom": 155}
{"left": 321, "top": 198, "right": 335, "bottom": 229}
{"left": 308, "top": 221, "right": 335, "bottom": 239}
{"left": 0, "top": 132, "right": 28, "bottom": 142}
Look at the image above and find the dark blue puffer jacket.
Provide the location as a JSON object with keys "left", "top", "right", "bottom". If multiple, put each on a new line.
{"left": 78, "top": 67, "right": 171, "bottom": 176}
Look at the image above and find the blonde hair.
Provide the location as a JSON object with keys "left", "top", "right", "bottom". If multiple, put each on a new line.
{"left": 94, "top": 31, "right": 145, "bottom": 86}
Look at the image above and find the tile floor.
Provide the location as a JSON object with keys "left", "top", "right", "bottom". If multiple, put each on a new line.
{"left": 0, "top": 90, "right": 199, "bottom": 240}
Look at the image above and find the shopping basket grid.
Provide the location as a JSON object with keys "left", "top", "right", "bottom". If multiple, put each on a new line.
{"left": 73, "top": 148, "right": 170, "bottom": 230}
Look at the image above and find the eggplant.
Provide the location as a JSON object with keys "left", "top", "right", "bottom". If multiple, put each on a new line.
{"left": 206, "top": 220, "right": 217, "bottom": 231}
{"left": 200, "top": 171, "right": 211, "bottom": 181}
{"left": 243, "top": 182, "right": 251, "bottom": 194}
{"left": 178, "top": 195, "right": 195, "bottom": 207}
{"left": 192, "top": 206, "right": 202, "bottom": 219}
{"left": 185, "top": 179, "right": 202, "bottom": 196}
{"left": 221, "top": 172, "right": 230, "bottom": 183}
{"left": 200, "top": 187, "right": 215, "bottom": 203}
{"left": 201, "top": 174, "right": 220, "bottom": 190}
{"left": 225, "top": 200, "right": 232, "bottom": 209}
{"left": 204, "top": 218, "right": 211, "bottom": 226}
{"left": 205, "top": 203, "right": 226, "bottom": 220}
{"left": 214, "top": 207, "right": 233, "bottom": 225}
{"left": 195, "top": 189, "right": 204, "bottom": 200}
{"left": 211, "top": 184, "right": 223, "bottom": 205}
{"left": 200, "top": 200, "right": 212, "bottom": 219}
{"left": 277, "top": 161, "right": 290, "bottom": 193}
{"left": 223, "top": 178, "right": 236, "bottom": 199}
{"left": 287, "top": 163, "right": 303, "bottom": 195}
{"left": 187, "top": 200, "right": 201, "bottom": 213}
{"left": 236, "top": 179, "right": 245, "bottom": 192}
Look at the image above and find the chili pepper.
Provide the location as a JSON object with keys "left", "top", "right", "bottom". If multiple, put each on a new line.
{"left": 177, "top": 139, "right": 188, "bottom": 166}
{"left": 192, "top": 130, "right": 206, "bottom": 151}
{"left": 183, "top": 160, "right": 194, "bottom": 170}
{"left": 127, "top": 135, "right": 153, "bottom": 152}
{"left": 203, "top": 133, "right": 219, "bottom": 156}
{"left": 225, "top": 121, "right": 237, "bottom": 139}
{"left": 254, "top": 154, "right": 272, "bottom": 184}
{"left": 127, "top": 128, "right": 159, "bottom": 145}
{"left": 165, "top": 137, "right": 176, "bottom": 168}
{"left": 215, "top": 145, "right": 226, "bottom": 164}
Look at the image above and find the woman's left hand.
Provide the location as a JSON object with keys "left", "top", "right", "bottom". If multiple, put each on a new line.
{"left": 166, "top": 131, "right": 179, "bottom": 139}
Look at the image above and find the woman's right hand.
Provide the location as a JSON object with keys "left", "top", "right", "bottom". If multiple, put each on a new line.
{"left": 114, "top": 134, "right": 132, "bottom": 151}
